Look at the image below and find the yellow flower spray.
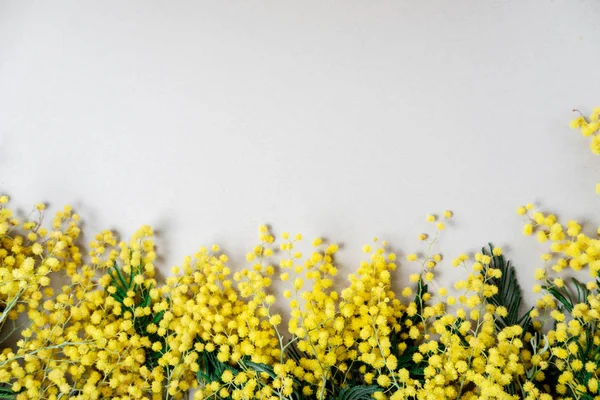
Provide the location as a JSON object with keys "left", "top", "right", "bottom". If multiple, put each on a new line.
{"left": 0, "top": 107, "right": 599, "bottom": 399}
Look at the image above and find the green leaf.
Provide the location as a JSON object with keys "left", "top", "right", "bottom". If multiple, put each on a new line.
{"left": 152, "top": 310, "right": 165, "bottom": 325}
{"left": 572, "top": 278, "right": 590, "bottom": 304}
{"left": 0, "top": 386, "right": 15, "bottom": 400}
{"left": 545, "top": 286, "right": 574, "bottom": 313}
{"left": 244, "top": 360, "right": 276, "bottom": 379}
{"left": 337, "top": 385, "right": 380, "bottom": 400}
{"left": 482, "top": 244, "right": 531, "bottom": 332}
{"left": 285, "top": 339, "right": 306, "bottom": 363}
{"left": 414, "top": 278, "right": 428, "bottom": 316}
{"left": 109, "top": 292, "right": 125, "bottom": 303}
{"left": 396, "top": 346, "right": 418, "bottom": 369}
{"left": 111, "top": 261, "right": 129, "bottom": 289}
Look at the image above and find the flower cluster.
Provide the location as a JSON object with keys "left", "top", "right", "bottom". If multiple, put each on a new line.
{"left": 0, "top": 107, "right": 599, "bottom": 399}
{"left": 518, "top": 201, "right": 600, "bottom": 399}
{"left": 0, "top": 204, "right": 548, "bottom": 400}
{"left": 570, "top": 107, "right": 600, "bottom": 193}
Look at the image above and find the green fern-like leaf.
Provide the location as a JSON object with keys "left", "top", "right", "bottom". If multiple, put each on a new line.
{"left": 107, "top": 261, "right": 168, "bottom": 370}
{"left": 337, "top": 385, "right": 380, "bottom": 400}
{"left": 0, "top": 386, "right": 14, "bottom": 400}
{"left": 482, "top": 244, "right": 532, "bottom": 331}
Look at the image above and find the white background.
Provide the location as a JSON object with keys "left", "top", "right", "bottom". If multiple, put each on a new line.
{"left": 1, "top": 1, "right": 600, "bottom": 303}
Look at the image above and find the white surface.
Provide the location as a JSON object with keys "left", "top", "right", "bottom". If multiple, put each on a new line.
{"left": 1, "top": 1, "right": 600, "bottom": 303}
